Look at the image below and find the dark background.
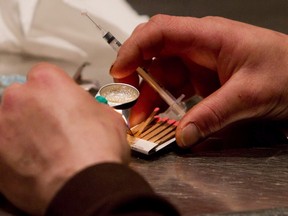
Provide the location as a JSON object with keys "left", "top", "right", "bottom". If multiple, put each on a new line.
{"left": 126, "top": 0, "right": 288, "bottom": 33}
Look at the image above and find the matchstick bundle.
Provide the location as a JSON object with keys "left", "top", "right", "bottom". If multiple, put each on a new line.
{"left": 127, "top": 108, "right": 178, "bottom": 154}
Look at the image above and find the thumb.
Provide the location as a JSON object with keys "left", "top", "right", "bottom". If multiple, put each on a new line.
{"left": 176, "top": 81, "right": 255, "bottom": 148}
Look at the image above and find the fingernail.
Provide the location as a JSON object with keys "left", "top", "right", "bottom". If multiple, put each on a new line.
{"left": 109, "top": 63, "right": 114, "bottom": 74}
{"left": 180, "top": 123, "right": 201, "bottom": 147}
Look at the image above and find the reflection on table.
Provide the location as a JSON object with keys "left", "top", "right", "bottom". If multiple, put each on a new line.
{"left": 131, "top": 121, "right": 288, "bottom": 216}
{"left": 0, "top": 121, "right": 288, "bottom": 216}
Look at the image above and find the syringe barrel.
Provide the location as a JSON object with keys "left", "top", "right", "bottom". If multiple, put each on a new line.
{"left": 103, "top": 32, "right": 121, "bottom": 52}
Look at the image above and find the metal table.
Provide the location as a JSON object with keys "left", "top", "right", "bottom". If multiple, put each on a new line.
{"left": 0, "top": 122, "right": 288, "bottom": 216}
{"left": 130, "top": 122, "right": 288, "bottom": 216}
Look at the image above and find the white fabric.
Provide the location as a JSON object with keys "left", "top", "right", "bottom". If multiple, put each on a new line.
{"left": 0, "top": 0, "right": 148, "bottom": 85}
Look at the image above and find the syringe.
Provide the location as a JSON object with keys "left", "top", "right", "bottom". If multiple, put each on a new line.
{"left": 82, "top": 12, "right": 186, "bottom": 119}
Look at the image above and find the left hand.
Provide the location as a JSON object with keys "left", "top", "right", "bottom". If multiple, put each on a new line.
{"left": 0, "top": 63, "right": 130, "bottom": 215}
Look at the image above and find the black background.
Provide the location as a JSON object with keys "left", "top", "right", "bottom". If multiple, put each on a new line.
{"left": 126, "top": 0, "right": 288, "bottom": 33}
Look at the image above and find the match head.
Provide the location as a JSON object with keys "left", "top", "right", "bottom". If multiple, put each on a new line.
{"left": 153, "top": 107, "right": 160, "bottom": 112}
{"left": 167, "top": 119, "right": 176, "bottom": 125}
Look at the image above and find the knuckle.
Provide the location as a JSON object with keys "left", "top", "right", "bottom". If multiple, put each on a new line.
{"left": 1, "top": 83, "right": 23, "bottom": 109}
{"left": 132, "top": 23, "right": 146, "bottom": 34}
{"left": 27, "top": 63, "right": 65, "bottom": 86}
{"left": 149, "top": 14, "right": 170, "bottom": 24}
{"left": 28, "top": 62, "right": 52, "bottom": 80}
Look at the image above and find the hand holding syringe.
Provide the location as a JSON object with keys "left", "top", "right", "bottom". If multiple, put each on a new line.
{"left": 82, "top": 11, "right": 187, "bottom": 120}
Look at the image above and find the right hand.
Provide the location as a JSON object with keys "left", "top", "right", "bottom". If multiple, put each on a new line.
{"left": 110, "top": 14, "right": 288, "bottom": 148}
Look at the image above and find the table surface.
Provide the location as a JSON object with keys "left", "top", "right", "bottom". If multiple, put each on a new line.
{"left": 0, "top": 122, "right": 288, "bottom": 216}
{"left": 130, "top": 122, "right": 288, "bottom": 216}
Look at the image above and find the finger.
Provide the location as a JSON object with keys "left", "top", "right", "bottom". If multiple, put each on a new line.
{"left": 129, "top": 81, "right": 164, "bottom": 126}
{"left": 26, "top": 62, "right": 74, "bottom": 89}
{"left": 113, "top": 72, "right": 140, "bottom": 89}
{"left": 176, "top": 78, "right": 259, "bottom": 148}
{"left": 110, "top": 16, "right": 171, "bottom": 79}
{"left": 25, "top": 62, "right": 96, "bottom": 104}
{"left": 0, "top": 82, "right": 25, "bottom": 112}
{"left": 110, "top": 15, "right": 227, "bottom": 80}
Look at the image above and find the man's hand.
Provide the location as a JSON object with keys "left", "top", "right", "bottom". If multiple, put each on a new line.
{"left": 0, "top": 63, "right": 130, "bottom": 215}
{"left": 110, "top": 15, "right": 288, "bottom": 148}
